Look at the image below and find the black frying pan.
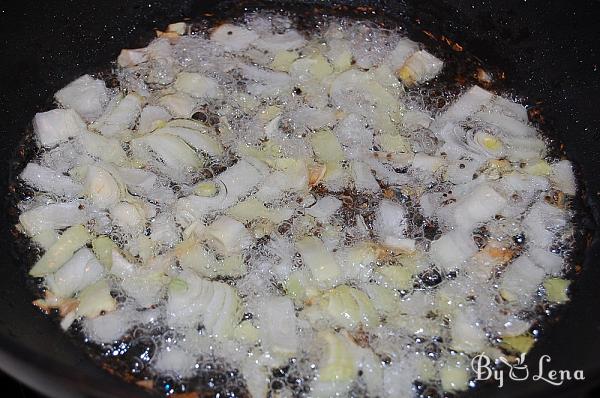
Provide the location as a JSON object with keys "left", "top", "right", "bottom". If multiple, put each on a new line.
{"left": 1, "top": 1, "right": 600, "bottom": 397}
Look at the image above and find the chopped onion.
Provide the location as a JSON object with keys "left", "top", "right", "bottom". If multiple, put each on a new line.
{"left": 174, "top": 72, "right": 221, "bottom": 99}
{"left": 551, "top": 159, "right": 577, "bottom": 195}
{"left": 211, "top": 24, "right": 259, "bottom": 51}
{"left": 84, "top": 165, "right": 122, "bottom": 209}
{"left": 257, "top": 296, "right": 298, "bottom": 359}
{"left": 451, "top": 183, "right": 507, "bottom": 230}
{"left": 499, "top": 256, "right": 545, "bottom": 303}
{"left": 296, "top": 236, "right": 341, "bottom": 288}
{"left": 91, "top": 93, "right": 143, "bottom": 137}
{"left": 19, "top": 201, "right": 86, "bottom": 237}
{"left": 154, "top": 126, "right": 224, "bottom": 157}
{"left": 429, "top": 230, "right": 477, "bottom": 271}
{"left": 254, "top": 30, "right": 306, "bottom": 52}
{"left": 54, "top": 74, "right": 109, "bottom": 121}
{"left": 158, "top": 92, "right": 198, "bottom": 118}
{"left": 396, "top": 50, "right": 444, "bottom": 86}
{"left": 75, "top": 279, "right": 117, "bottom": 318}
{"left": 166, "top": 270, "right": 242, "bottom": 338}
{"left": 30, "top": 225, "right": 91, "bottom": 277}
{"left": 306, "top": 196, "right": 342, "bottom": 221}
{"left": 373, "top": 200, "right": 408, "bottom": 244}
{"left": 78, "top": 131, "right": 127, "bottom": 165}
{"left": 33, "top": 108, "right": 86, "bottom": 148}
{"left": 20, "top": 163, "right": 82, "bottom": 197}
{"left": 449, "top": 309, "right": 488, "bottom": 353}
{"left": 46, "top": 248, "right": 104, "bottom": 297}
{"left": 203, "top": 216, "right": 252, "bottom": 255}
{"left": 314, "top": 285, "right": 378, "bottom": 329}
{"left": 138, "top": 105, "right": 171, "bottom": 133}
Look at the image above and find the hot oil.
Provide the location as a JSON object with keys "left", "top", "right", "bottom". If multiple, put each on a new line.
{"left": 8, "top": 6, "right": 583, "bottom": 398}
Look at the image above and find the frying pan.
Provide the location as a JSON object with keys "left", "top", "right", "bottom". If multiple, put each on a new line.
{"left": 1, "top": 0, "right": 600, "bottom": 397}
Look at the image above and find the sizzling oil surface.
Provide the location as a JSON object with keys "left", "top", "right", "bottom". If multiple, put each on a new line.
{"left": 15, "top": 11, "right": 577, "bottom": 398}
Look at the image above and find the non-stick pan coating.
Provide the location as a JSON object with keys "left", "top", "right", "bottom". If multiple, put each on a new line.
{"left": 1, "top": 1, "right": 599, "bottom": 397}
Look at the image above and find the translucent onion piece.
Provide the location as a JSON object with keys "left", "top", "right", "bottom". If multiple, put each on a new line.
{"left": 33, "top": 108, "right": 86, "bottom": 148}
{"left": 55, "top": 74, "right": 109, "bottom": 121}
{"left": 20, "top": 163, "right": 82, "bottom": 197}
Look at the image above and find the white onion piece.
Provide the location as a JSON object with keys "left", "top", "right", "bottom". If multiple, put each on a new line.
{"left": 330, "top": 69, "right": 401, "bottom": 124}
{"left": 291, "top": 107, "right": 337, "bottom": 131}
{"left": 474, "top": 109, "right": 537, "bottom": 137}
{"left": 254, "top": 30, "right": 306, "bottom": 52}
{"left": 117, "top": 48, "right": 148, "bottom": 67}
{"left": 412, "top": 153, "right": 445, "bottom": 173}
{"left": 296, "top": 236, "right": 341, "bottom": 288}
{"left": 118, "top": 167, "right": 157, "bottom": 192}
{"left": 311, "top": 331, "right": 357, "bottom": 398}
{"left": 499, "top": 256, "right": 545, "bottom": 303}
{"left": 150, "top": 213, "right": 180, "bottom": 246}
{"left": 78, "top": 131, "right": 127, "bottom": 165}
{"left": 204, "top": 216, "right": 252, "bottom": 255}
{"left": 155, "top": 126, "right": 224, "bottom": 157}
{"left": 154, "top": 347, "right": 196, "bottom": 377}
{"left": 336, "top": 243, "right": 376, "bottom": 282}
{"left": 138, "top": 105, "right": 171, "bottom": 133}
{"left": 92, "top": 93, "right": 143, "bottom": 137}
{"left": 523, "top": 200, "right": 566, "bottom": 249}
{"left": 386, "top": 38, "right": 419, "bottom": 71}
{"left": 450, "top": 309, "right": 488, "bottom": 353}
{"left": 158, "top": 92, "right": 198, "bottom": 118}
{"left": 551, "top": 160, "right": 577, "bottom": 195}
{"left": 75, "top": 279, "right": 116, "bottom": 318}
{"left": 528, "top": 247, "right": 564, "bottom": 275}
{"left": 110, "top": 202, "right": 145, "bottom": 234}
{"left": 211, "top": 24, "right": 259, "bottom": 51}
{"left": 489, "top": 94, "right": 529, "bottom": 123}
{"left": 257, "top": 296, "right": 298, "bottom": 359}
{"left": 373, "top": 200, "right": 408, "bottom": 244}
{"left": 33, "top": 108, "right": 86, "bottom": 148}
{"left": 46, "top": 248, "right": 104, "bottom": 297}
{"left": 54, "top": 75, "right": 109, "bottom": 121}
{"left": 383, "top": 360, "right": 419, "bottom": 398}
{"left": 174, "top": 72, "right": 221, "bottom": 99}
{"left": 110, "top": 249, "right": 136, "bottom": 278}
{"left": 32, "top": 229, "right": 59, "bottom": 250}
{"left": 166, "top": 270, "right": 241, "bottom": 338}
{"left": 84, "top": 165, "right": 121, "bottom": 209}
{"left": 84, "top": 309, "right": 135, "bottom": 343}
{"left": 500, "top": 172, "right": 550, "bottom": 194}
{"left": 452, "top": 183, "right": 507, "bottom": 230}
{"left": 350, "top": 161, "right": 380, "bottom": 193}
{"left": 19, "top": 201, "right": 86, "bottom": 237}
{"left": 307, "top": 196, "right": 342, "bottom": 222}
{"left": 20, "top": 163, "right": 82, "bottom": 197}
{"left": 429, "top": 230, "right": 477, "bottom": 270}
{"left": 431, "top": 86, "right": 493, "bottom": 133}
{"left": 334, "top": 114, "right": 374, "bottom": 157}
{"left": 506, "top": 136, "right": 546, "bottom": 161}
{"left": 240, "top": 64, "right": 292, "bottom": 98}
{"left": 397, "top": 50, "right": 444, "bottom": 86}
{"left": 326, "top": 38, "right": 353, "bottom": 72}
{"left": 133, "top": 132, "right": 203, "bottom": 174}
{"left": 120, "top": 256, "right": 169, "bottom": 308}
{"left": 175, "top": 159, "right": 267, "bottom": 225}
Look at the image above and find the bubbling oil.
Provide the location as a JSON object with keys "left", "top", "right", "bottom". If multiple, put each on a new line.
{"left": 15, "top": 10, "right": 578, "bottom": 398}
